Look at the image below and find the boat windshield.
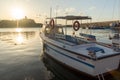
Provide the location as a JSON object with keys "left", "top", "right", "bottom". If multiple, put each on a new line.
{"left": 44, "top": 25, "right": 64, "bottom": 37}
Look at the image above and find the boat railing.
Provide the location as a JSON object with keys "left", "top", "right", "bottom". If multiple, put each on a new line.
{"left": 55, "top": 33, "right": 65, "bottom": 39}
{"left": 79, "top": 33, "right": 96, "bottom": 41}
{"left": 55, "top": 33, "right": 81, "bottom": 45}
{"left": 113, "top": 34, "right": 120, "bottom": 39}
{"left": 112, "top": 43, "right": 120, "bottom": 52}
{"left": 65, "top": 35, "right": 79, "bottom": 44}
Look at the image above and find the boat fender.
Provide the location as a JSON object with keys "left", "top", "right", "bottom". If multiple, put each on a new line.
{"left": 73, "top": 21, "right": 80, "bottom": 31}
{"left": 49, "top": 19, "right": 54, "bottom": 29}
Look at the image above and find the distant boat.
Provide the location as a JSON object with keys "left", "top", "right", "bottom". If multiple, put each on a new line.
{"left": 110, "top": 22, "right": 120, "bottom": 30}
{"left": 88, "top": 26, "right": 109, "bottom": 29}
{"left": 40, "top": 15, "right": 120, "bottom": 79}
{"left": 109, "top": 33, "right": 120, "bottom": 51}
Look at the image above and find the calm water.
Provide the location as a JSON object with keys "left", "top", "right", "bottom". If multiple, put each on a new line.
{"left": 0, "top": 28, "right": 49, "bottom": 80}
{"left": 0, "top": 28, "right": 120, "bottom": 80}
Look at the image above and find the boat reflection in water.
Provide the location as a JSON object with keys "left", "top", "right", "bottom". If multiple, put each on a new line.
{"left": 0, "top": 28, "right": 35, "bottom": 45}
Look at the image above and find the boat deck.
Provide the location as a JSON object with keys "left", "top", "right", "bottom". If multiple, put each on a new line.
{"left": 53, "top": 34, "right": 120, "bottom": 59}
{"left": 71, "top": 43, "right": 119, "bottom": 59}
{"left": 44, "top": 33, "right": 120, "bottom": 60}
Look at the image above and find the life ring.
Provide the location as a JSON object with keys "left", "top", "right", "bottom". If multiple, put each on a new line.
{"left": 49, "top": 19, "right": 54, "bottom": 29}
{"left": 73, "top": 21, "right": 80, "bottom": 31}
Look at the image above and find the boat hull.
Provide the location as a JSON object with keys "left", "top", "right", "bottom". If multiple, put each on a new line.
{"left": 42, "top": 39, "right": 120, "bottom": 76}
{"left": 43, "top": 41, "right": 95, "bottom": 74}
{"left": 42, "top": 52, "right": 99, "bottom": 80}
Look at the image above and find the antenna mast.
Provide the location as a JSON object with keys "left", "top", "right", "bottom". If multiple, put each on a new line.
{"left": 50, "top": 7, "right": 52, "bottom": 19}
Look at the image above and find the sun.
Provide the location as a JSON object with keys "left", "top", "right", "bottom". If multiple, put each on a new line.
{"left": 11, "top": 7, "right": 25, "bottom": 19}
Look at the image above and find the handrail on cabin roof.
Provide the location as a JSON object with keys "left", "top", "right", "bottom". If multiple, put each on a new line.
{"left": 46, "top": 15, "right": 92, "bottom": 20}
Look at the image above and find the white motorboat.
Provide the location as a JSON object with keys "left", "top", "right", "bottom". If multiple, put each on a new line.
{"left": 40, "top": 15, "right": 120, "bottom": 80}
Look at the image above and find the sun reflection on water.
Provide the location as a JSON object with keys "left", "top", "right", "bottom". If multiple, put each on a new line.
{"left": 15, "top": 28, "right": 22, "bottom": 32}
{"left": 0, "top": 28, "right": 36, "bottom": 45}
{"left": 14, "top": 28, "right": 24, "bottom": 45}
{"left": 15, "top": 33, "right": 24, "bottom": 44}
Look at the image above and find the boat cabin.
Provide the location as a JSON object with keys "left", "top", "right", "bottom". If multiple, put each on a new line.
{"left": 44, "top": 24, "right": 64, "bottom": 37}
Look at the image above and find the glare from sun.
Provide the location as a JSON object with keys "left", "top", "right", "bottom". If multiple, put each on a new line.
{"left": 15, "top": 28, "right": 22, "bottom": 32}
{"left": 11, "top": 8, "right": 25, "bottom": 19}
{"left": 15, "top": 33, "right": 24, "bottom": 44}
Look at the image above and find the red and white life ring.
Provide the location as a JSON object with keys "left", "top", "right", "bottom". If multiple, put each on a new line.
{"left": 73, "top": 21, "right": 80, "bottom": 31}
{"left": 49, "top": 19, "right": 54, "bottom": 29}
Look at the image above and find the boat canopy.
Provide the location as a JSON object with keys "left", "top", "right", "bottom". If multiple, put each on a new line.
{"left": 54, "top": 15, "right": 92, "bottom": 20}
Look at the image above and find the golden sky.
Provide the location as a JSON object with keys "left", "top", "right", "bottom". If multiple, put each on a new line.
{"left": 0, "top": 0, "right": 119, "bottom": 23}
